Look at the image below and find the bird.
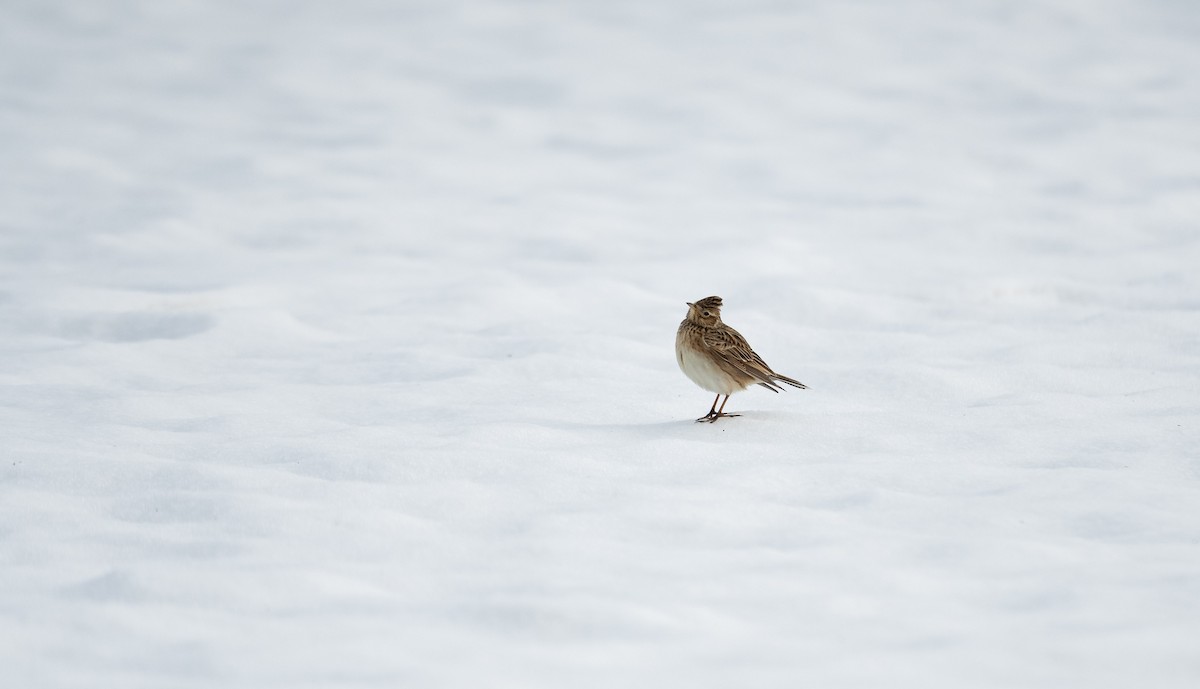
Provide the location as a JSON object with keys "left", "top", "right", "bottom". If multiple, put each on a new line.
{"left": 676, "top": 295, "right": 807, "bottom": 423}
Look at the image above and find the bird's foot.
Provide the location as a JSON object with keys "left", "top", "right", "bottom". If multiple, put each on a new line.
{"left": 696, "top": 412, "right": 741, "bottom": 423}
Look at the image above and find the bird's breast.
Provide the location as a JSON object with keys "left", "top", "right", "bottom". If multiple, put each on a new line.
{"left": 676, "top": 328, "right": 743, "bottom": 395}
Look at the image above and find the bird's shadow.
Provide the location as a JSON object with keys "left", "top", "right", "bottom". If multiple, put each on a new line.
{"left": 540, "top": 410, "right": 800, "bottom": 438}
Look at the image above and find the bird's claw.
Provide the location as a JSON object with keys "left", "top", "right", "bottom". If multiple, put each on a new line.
{"left": 695, "top": 413, "right": 741, "bottom": 423}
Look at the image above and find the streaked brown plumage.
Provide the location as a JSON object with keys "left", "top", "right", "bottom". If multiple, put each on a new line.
{"left": 676, "top": 296, "right": 807, "bottom": 422}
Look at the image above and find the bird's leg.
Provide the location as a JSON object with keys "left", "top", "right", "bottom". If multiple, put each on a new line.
{"left": 707, "top": 394, "right": 741, "bottom": 422}
{"left": 696, "top": 393, "right": 721, "bottom": 422}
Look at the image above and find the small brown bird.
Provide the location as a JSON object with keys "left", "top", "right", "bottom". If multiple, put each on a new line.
{"left": 676, "top": 296, "right": 807, "bottom": 422}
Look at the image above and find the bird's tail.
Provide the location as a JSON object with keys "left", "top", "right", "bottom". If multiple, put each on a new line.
{"left": 772, "top": 373, "right": 808, "bottom": 390}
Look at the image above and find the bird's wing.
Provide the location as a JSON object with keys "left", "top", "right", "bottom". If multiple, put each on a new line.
{"left": 702, "top": 327, "right": 784, "bottom": 391}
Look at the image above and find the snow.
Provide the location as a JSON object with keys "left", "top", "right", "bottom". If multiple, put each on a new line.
{"left": 3, "top": 0, "right": 1199, "bottom": 686}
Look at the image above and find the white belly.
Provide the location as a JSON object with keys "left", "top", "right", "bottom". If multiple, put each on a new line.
{"left": 677, "top": 335, "right": 743, "bottom": 395}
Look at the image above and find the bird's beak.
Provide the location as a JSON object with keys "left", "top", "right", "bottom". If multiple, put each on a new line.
{"left": 686, "top": 302, "right": 694, "bottom": 307}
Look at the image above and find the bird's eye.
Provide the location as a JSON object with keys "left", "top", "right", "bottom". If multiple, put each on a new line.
{"left": 702, "top": 311, "right": 711, "bottom": 317}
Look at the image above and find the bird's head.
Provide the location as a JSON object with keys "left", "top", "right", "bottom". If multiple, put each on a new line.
{"left": 686, "top": 296, "right": 723, "bottom": 326}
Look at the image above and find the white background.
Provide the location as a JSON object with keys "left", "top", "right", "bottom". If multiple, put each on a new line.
{"left": 3, "top": 1, "right": 1199, "bottom": 687}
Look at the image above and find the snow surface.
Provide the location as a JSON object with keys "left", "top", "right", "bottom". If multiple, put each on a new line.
{"left": 3, "top": 0, "right": 1200, "bottom": 687}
